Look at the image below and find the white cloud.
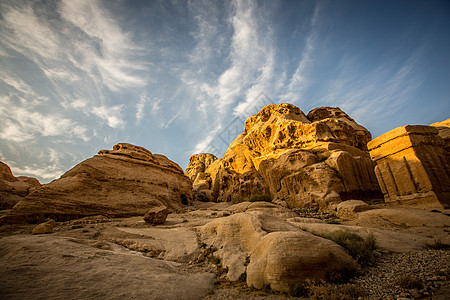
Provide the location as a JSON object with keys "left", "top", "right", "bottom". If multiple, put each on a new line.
{"left": 0, "top": 95, "right": 89, "bottom": 142}
{"left": 59, "top": 0, "right": 148, "bottom": 91}
{"left": 92, "top": 105, "right": 125, "bottom": 128}
{"left": 136, "top": 95, "right": 147, "bottom": 124}
{"left": 281, "top": 3, "right": 321, "bottom": 104}
{"left": 1, "top": 4, "right": 60, "bottom": 60}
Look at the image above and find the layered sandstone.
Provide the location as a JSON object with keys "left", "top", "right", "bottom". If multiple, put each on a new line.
{"left": 200, "top": 211, "right": 357, "bottom": 293}
{"left": 0, "top": 161, "right": 41, "bottom": 209}
{"left": 368, "top": 125, "right": 450, "bottom": 208}
{"left": 187, "top": 104, "right": 381, "bottom": 209}
{"left": 431, "top": 118, "right": 450, "bottom": 152}
{"left": 1, "top": 143, "right": 192, "bottom": 223}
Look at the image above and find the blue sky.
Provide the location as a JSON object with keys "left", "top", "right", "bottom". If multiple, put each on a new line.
{"left": 0, "top": 0, "right": 449, "bottom": 183}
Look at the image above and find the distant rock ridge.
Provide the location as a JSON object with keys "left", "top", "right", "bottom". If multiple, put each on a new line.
{"left": 0, "top": 161, "right": 41, "bottom": 209}
{"left": 1, "top": 143, "right": 192, "bottom": 223}
{"left": 186, "top": 103, "right": 381, "bottom": 209}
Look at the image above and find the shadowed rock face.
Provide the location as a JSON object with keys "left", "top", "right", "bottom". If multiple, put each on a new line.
{"left": 187, "top": 104, "right": 381, "bottom": 209}
{"left": 0, "top": 161, "right": 41, "bottom": 209}
{"left": 1, "top": 143, "right": 192, "bottom": 223}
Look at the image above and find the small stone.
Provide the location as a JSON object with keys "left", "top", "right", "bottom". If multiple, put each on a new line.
{"left": 144, "top": 206, "right": 169, "bottom": 225}
{"left": 409, "top": 289, "right": 421, "bottom": 298}
{"left": 32, "top": 221, "right": 54, "bottom": 234}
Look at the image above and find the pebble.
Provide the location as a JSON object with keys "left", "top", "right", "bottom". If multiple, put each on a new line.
{"left": 349, "top": 250, "right": 450, "bottom": 299}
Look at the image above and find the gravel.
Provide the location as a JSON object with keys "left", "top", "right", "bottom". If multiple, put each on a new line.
{"left": 350, "top": 249, "right": 450, "bottom": 299}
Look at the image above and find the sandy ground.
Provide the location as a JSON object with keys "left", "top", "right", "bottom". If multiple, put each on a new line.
{"left": 0, "top": 202, "right": 449, "bottom": 299}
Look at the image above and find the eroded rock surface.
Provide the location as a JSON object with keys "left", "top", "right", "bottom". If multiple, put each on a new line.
{"left": 246, "top": 231, "right": 358, "bottom": 293}
{"left": 1, "top": 143, "right": 192, "bottom": 223}
{"left": 187, "top": 104, "right": 381, "bottom": 209}
{"left": 0, "top": 161, "right": 41, "bottom": 209}
{"left": 200, "top": 211, "right": 358, "bottom": 292}
{"left": 368, "top": 125, "right": 450, "bottom": 209}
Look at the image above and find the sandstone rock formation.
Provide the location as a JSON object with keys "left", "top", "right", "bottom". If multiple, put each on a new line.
{"left": 1, "top": 143, "right": 192, "bottom": 223}
{"left": 336, "top": 200, "right": 371, "bottom": 220}
{"left": 200, "top": 211, "right": 357, "bottom": 293}
{"left": 246, "top": 231, "right": 358, "bottom": 293}
{"left": 368, "top": 125, "right": 450, "bottom": 209}
{"left": 0, "top": 161, "right": 41, "bottom": 209}
{"left": 187, "top": 104, "right": 381, "bottom": 209}
{"left": 185, "top": 153, "right": 217, "bottom": 181}
{"left": 143, "top": 206, "right": 169, "bottom": 225}
{"left": 431, "top": 118, "right": 450, "bottom": 152}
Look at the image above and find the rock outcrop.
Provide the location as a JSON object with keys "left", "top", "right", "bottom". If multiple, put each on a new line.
{"left": 0, "top": 161, "right": 41, "bottom": 209}
{"left": 368, "top": 125, "right": 450, "bottom": 209}
{"left": 187, "top": 104, "right": 381, "bottom": 209}
{"left": 246, "top": 231, "right": 359, "bottom": 293}
{"left": 431, "top": 118, "right": 450, "bottom": 152}
{"left": 1, "top": 143, "right": 192, "bottom": 223}
{"left": 200, "top": 211, "right": 357, "bottom": 293}
{"left": 185, "top": 153, "right": 217, "bottom": 182}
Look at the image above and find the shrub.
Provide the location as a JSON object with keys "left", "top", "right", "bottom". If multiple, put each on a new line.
{"left": 249, "top": 194, "right": 272, "bottom": 202}
{"left": 303, "top": 280, "right": 365, "bottom": 300}
{"left": 319, "top": 230, "right": 377, "bottom": 267}
{"left": 395, "top": 274, "right": 424, "bottom": 290}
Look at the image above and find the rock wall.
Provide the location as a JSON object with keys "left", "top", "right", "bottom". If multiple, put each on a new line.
{"left": 0, "top": 161, "right": 41, "bottom": 209}
{"left": 368, "top": 125, "right": 450, "bottom": 209}
{"left": 1, "top": 143, "right": 193, "bottom": 223}
{"left": 187, "top": 104, "right": 381, "bottom": 209}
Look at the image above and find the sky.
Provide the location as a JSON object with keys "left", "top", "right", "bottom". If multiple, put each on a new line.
{"left": 0, "top": 0, "right": 449, "bottom": 183}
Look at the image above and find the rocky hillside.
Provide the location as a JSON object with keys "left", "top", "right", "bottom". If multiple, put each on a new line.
{"left": 0, "top": 143, "right": 192, "bottom": 223}
{"left": 186, "top": 104, "right": 382, "bottom": 209}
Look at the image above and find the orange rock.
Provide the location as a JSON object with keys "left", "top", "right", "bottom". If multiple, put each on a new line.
{"left": 1, "top": 143, "right": 192, "bottom": 223}
{"left": 368, "top": 125, "right": 450, "bottom": 209}
{"left": 187, "top": 104, "right": 381, "bottom": 209}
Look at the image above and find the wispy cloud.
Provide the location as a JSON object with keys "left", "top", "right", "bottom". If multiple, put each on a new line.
{"left": 59, "top": 0, "right": 148, "bottom": 91}
{"left": 281, "top": 3, "right": 321, "bottom": 105}
{"left": 0, "top": 95, "right": 89, "bottom": 142}
{"left": 317, "top": 48, "right": 425, "bottom": 127}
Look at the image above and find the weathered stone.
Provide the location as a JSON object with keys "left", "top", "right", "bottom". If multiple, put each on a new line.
{"left": 246, "top": 231, "right": 359, "bottom": 293}
{"left": 368, "top": 125, "right": 450, "bottom": 209}
{"left": 32, "top": 221, "right": 54, "bottom": 234}
{"left": 0, "top": 161, "right": 41, "bottom": 209}
{"left": 337, "top": 200, "right": 371, "bottom": 220}
{"left": 431, "top": 118, "right": 450, "bottom": 152}
{"left": 200, "top": 211, "right": 359, "bottom": 289}
{"left": 1, "top": 143, "right": 192, "bottom": 223}
{"left": 188, "top": 104, "right": 381, "bottom": 210}
{"left": 185, "top": 153, "right": 217, "bottom": 181}
{"left": 143, "top": 206, "right": 169, "bottom": 225}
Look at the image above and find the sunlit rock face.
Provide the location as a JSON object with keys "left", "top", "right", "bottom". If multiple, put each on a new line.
{"left": 187, "top": 103, "right": 381, "bottom": 210}
{"left": 369, "top": 124, "right": 450, "bottom": 209}
{"left": 1, "top": 143, "right": 192, "bottom": 223}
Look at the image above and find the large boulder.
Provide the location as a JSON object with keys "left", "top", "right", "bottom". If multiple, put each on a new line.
{"left": 1, "top": 143, "right": 192, "bottom": 223}
{"left": 0, "top": 161, "right": 41, "bottom": 209}
{"left": 368, "top": 125, "right": 450, "bottom": 209}
{"left": 200, "top": 212, "right": 358, "bottom": 293}
{"left": 187, "top": 104, "right": 381, "bottom": 210}
{"left": 246, "top": 231, "right": 358, "bottom": 293}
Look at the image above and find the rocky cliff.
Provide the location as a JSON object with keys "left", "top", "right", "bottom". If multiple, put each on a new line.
{"left": 0, "top": 161, "right": 41, "bottom": 209}
{"left": 187, "top": 103, "right": 381, "bottom": 209}
{"left": 1, "top": 143, "right": 192, "bottom": 223}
